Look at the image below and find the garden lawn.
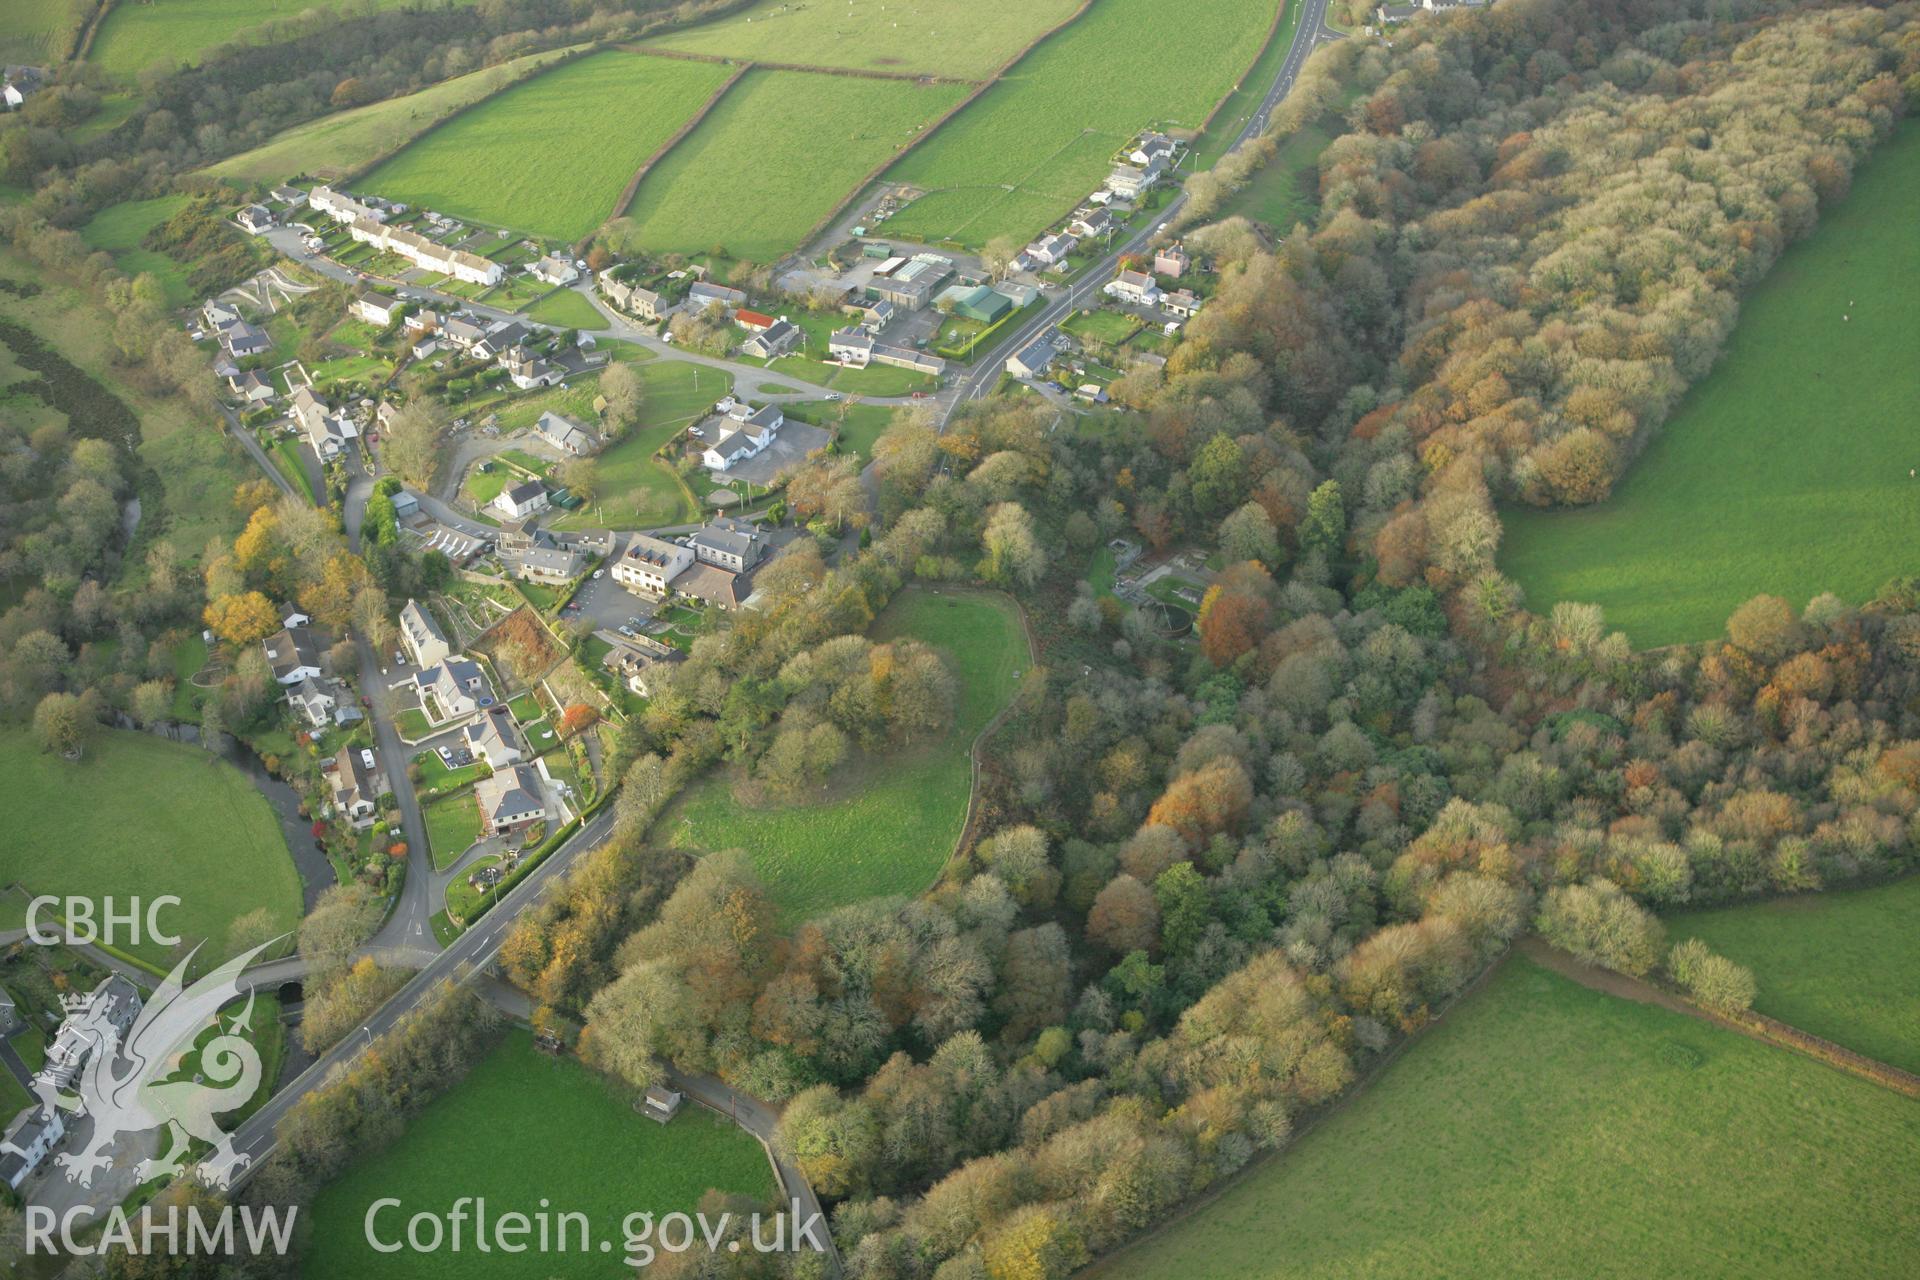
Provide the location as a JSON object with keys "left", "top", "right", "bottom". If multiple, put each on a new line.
{"left": 883, "top": 0, "right": 1282, "bottom": 248}
{"left": 304, "top": 1031, "right": 774, "bottom": 1280}
{"left": 0, "top": 729, "right": 301, "bottom": 969}
{"left": 80, "top": 196, "right": 194, "bottom": 307}
{"left": 832, "top": 403, "right": 895, "bottom": 464}
{"left": 1060, "top": 308, "right": 1141, "bottom": 346}
{"left": 411, "top": 749, "right": 491, "bottom": 801}
{"left": 1091, "top": 956, "right": 1920, "bottom": 1280}
{"left": 204, "top": 47, "right": 580, "bottom": 184}
{"left": 1500, "top": 124, "right": 1920, "bottom": 648}
{"left": 550, "top": 359, "right": 715, "bottom": 529}
{"left": 91, "top": 0, "right": 479, "bottom": 79}
{"left": 665, "top": 590, "right": 1028, "bottom": 922}
{"left": 521, "top": 287, "right": 605, "bottom": 330}
{"left": 363, "top": 50, "right": 734, "bottom": 241}
{"left": 1666, "top": 876, "right": 1920, "bottom": 1074}
{"left": 443, "top": 856, "right": 502, "bottom": 923}
{"left": 621, "top": 70, "right": 969, "bottom": 262}
{"left": 424, "top": 793, "right": 484, "bottom": 871}
{"left": 642, "top": 0, "right": 1079, "bottom": 80}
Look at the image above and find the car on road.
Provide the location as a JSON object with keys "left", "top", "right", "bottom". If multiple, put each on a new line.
{"left": 592, "top": 569, "right": 604, "bottom": 579}
{"left": 825, "top": 392, "right": 843, "bottom": 401}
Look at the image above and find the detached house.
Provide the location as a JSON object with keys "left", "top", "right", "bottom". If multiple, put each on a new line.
{"left": 1153, "top": 244, "right": 1190, "bottom": 278}
{"left": 1006, "top": 329, "right": 1062, "bottom": 381}
{"left": 43, "top": 976, "right": 142, "bottom": 1090}
{"left": 229, "top": 370, "right": 275, "bottom": 404}
{"left": 464, "top": 706, "right": 525, "bottom": 768}
{"left": 1105, "top": 270, "right": 1163, "bottom": 308}
{"left": 236, "top": 205, "right": 275, "bottom": 235}
{"left": 741, "top": 318, "right": 799, "bottom": 360}
{"left": 500, "top": 540, "right": 585, "bottom": 584}
{"left": 416, "top": 657, "right": 492, "bottom": 720}
{"left": 494, "top": 479, "right": 550, "bottom": 520}
{"left": 1163, "top": 288, "right": 1203, "bottom": 319}
{"left": 701, "top": 405, "right": 782, "bottom": 472}
{"left": 287, "top": 676, "right": 338, "bottom": 727}
{"left": 536, "top": 411, "right": 596, "bottom": 456}
{"left": 599, "top": 274, "right": 664, "bottom": 320}
{"left": 353, "top": 291, "right": 401, "bottom": 326}
{"left": 331, "top": 745, "right": 389, "bottom": 827}
{"left": 530, "top": 254, "right": 579, "bottom": 286}
{"left": 690, "top": 516, "right": 768, "bottom": 573}
{"left": 687, "top": 281, "right": 746, "bottom": 313}
{"left": 290, "top": 385, "right": 358, "bottom": 458}
{"left": 399, "top": 598, "right": 450, "bottom": 668}
{"left": 612, "top": 534, "right": 693, "bottom": 596}
{"left": 264, "top": 626, "right": 324, "bottom": 685}
{"left": 219, "top": 320, "right": 271, "bottom": 359}
{"left": 1130, "top": 133, "right": 1177, "bottom": 167}
{"left": 1, "top": 1107, "right": 66, "bottom": 1191}
{"left": 1106, "top": 159, "right": 1165, "bottom": 201}
{"left": 203, "top": 297, "right": 241, "bottom": 329}
{"left": 501, "top": 346, "right": 561, "bottom": 390}
{"left": 474, "top": 763, "right": 549, "bottom": 839}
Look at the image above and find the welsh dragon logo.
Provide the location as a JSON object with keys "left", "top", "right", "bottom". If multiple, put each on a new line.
{"left": 4, "top": 940, "right": 279, "bottom": 1190}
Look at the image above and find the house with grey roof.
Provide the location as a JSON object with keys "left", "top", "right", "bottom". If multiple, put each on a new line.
{"left": 416, "top": 657, "right": 492, "bottom": 720}
{"left": 290, "top": 385, "right": 358, "bottom": 458}
{"left": 1006, "top": 329, "right": 1063, "bottom": 381}
{"left": 464, "top": 707, "right": 525, "bottom": 769}
{"left": 1, "top": 1105, "right": 65, "bottom": 1191}
{"left": 690, "top": 516, "right": 768, "bottom": 574}
{"left": 399, "top": 598, "right": 450, "bottom": 667}
{"left": 474, "top": 763, "right": 549, "bottom": 839}
{"left": 741, "top": 318, "right": 800, "bottom": 359}
{"left": 494, "top": 478, "right": 550, "bottom": 520}
{"left": 264, "top": 626, "right": 324, "bottom": 685}
{"left": 613, "top": 534, "right": 693, "bottom": 596}
{"left": 42, "top": 975, "right": 142, "bottom": 1090}
{"left": 287, "top": 676, "right": 338, "bottom": 727}
{"left": 536, "top": 411, "right": 596, "bottom": 456}
{"left": 219, "top": 319, "right": 271, "bottom": 358}
{"left": 501, "top": 540, "right": 585, "bottom": 584}
{"left": 331, "top": 744, "right": 388, "bottom": 827}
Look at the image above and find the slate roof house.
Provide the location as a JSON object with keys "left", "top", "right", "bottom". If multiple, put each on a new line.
{"left": 353, "top": 291, "right": 401, "bottom": 326}
{"left": 474, "top": 763, "right": 549, "bottom": 838}
{"left": 501, "top": 540, "right": 585, "bottom": 584}
{"left": 399, "top": 598, "right": 450, "bottom": 668}
{"left": 464, "top": 707, "right": 525, "bottom": 769}
{"left": 416, "top": 657, "right": 492, "bottom": 720}
{"left": 502, "top": 346, "right": 561, "bottom": 390}
{"left": 701, "top": 405, "right": 782, "bottom": 472}
{"left": 331, "top": 745, "right": 388, "bottom": 827}
{"left": 1006, "top": 329, "right": 1062, "bottom": 380}
{"left": 236, "top": 205, "right": 275, "bottom": 235}
{"left": 599, "top": 274, "right": 665, "bottom": 320}
{"left": 1105, "top": 269, "right": 1163, "bottom": 307}
{"left": 287, "top": 676, "right": 339, "bottom": 727}
{"left": 494, "top": 479, "right": 550, "bottom": 520}
{"left": 612, "top": 534, "right": 694, "bottom": 596}
{"left": 690, "top": 516, "right": 768, "bottom": 573}
{"left": 219, "top": 320, "right": 271, "bottom": 358}
{"left": 741, "top": 318, "right": 800, "bottom": 360}
{"left": 1, "top": 1106, "right": 65, "bottom": 1191}
{"left": 43, "top": 976, "right": 143, "bottom": 1090}
{"left": 264, "top": 626, "right": 324, "bottom": 685}
{"left": 536, "top": 411, "right": 596, "bottom": 456}
{"left": 290, "top": 385, "right": 359, "bottom": 458}
{"left": 530, "top": 254, "right": 579, "bottom": 286}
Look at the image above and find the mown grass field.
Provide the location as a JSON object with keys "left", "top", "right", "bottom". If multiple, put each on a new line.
{"left": 521, "top": 286, "right": 605, "bottom": 330}
{"left": 364, "top": 50, "right": 734, "bottom": 242}
{"left": 204, "top": 47, "right": 580, "bottom": 185}
{"left": 1092, "top": 956, "right": 1920, "bottom": 1280}
{"left": 550, "top": 357, "right": 720, "bottom": 530}
{"left": 0, "top": 728, "right": 301, "bottom": 968}
{"left": 92, "top": 0, "right": 474, "bottom": 78}
{"left": 0, "top": 0, "right": 79, "bottom": 64}
{"left": 666, "top": 589, "right": 1028, "bottom": 922}
{"left": 621, "top": 69, "right": 968, "bottom": 262}
{"left": 80, "top": 195, "right": 194, "bottom": 307}
{"left": 883, "top": 0, "right": 1283, "bottom": 247}
{"left": 1501, "top": 125, "right": 1920, "bottom": 648}
{"left": 0, "top": 251, "right": 253, "bottom": 562}
{"left": 642, "top": 0, "right": 1080, "bottom": 80}
{"left": 305, "top": 1031, "right": 774, "bottom": 1280}
{"left": 1667, "top": 876, "right": 1920, "bottom": 1074}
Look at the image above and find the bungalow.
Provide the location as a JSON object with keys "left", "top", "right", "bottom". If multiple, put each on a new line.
{"left": 219, "top": 320, "right": 271, "bottom": 359}
{"left": 405, "top": 308, "right": 444, "bottom": 336}
{"left": 263, "top": 626, "right": 324, "bottom": 685}
{"left": 687, "top": 281, "right": 746, "bottom": 313}
{"left": 494, "top": 479, "right": 550, "bottom": 520}
{"left": 501, "top": 346, "right": 561, "bottom": 391}
{"left": 287, "top": 676, "right": 338, "bottom": 727}
{"left": 612, "top": 533, "right": 693, "bottom": 596}
{"left": 741, "top": 318, "right": 799, "bottom": 360}
{"left": 464, "top": 706, "right": 525, "bottom": 769}
{"left": 442, "top": 315, "right": 489, "bottom": 350}
{"left": 353, "top": 291, "right": 401, "bottom": 326}
{"left": 1, "top": 1107, "right": 66, "bottom": 1191}
{"left": 1071, "top": 209, "right": 1117, "bottom": 240}
{"left": 530, "top": 254, "right": 579, "bottom": 286}
{"left": 1105, "top": 270, "right": 1163, "bottom": 308}
{"left": 236, "top": 205, "right": 275, "bottom": 235}
{"left": 228, "top": 370, "right": 276, "bottom": 404}
{"left": 828, "top": 328, "right": 874, "bottom": 366}
{"left": 701, "top": 405, "right": 782, "bottom": 473}
{"left": 1163, "top": 288, "right": 1204, "bottom": 319}
{"left": 416, "top": 657, "right": 492, "bottom": 720}
{"left": 471, "top": 321, "right": 530, "bottom": 362}
{"left": 474, "top": 763, "right": 548, "bottom": 839}
{"left": 290, "top": 386, "right": 359, "bottom": 458}
{"left": 331, "top": 745, "right": 388, "bottom": 827}
{"left": 1153, "top": 244, "right": 1191, "bottom": 278}
{"left": 1026, "top": 233, "right": 1078, "bottom": 267}
{"left": 399, "top": 598, "right": 451, "bottom": 668}
{"left": 1006, "top": 329, "right": 1062, "bottom": 381}
{"left": 270, "top": 185, "right": 308, "bottom": 208}
{"left": 672, "top": 561, "right": 752, "bottom": 610}
{"left": 536, "top": 411, "right": 596, "bottom": 456}
{"left": 689, "top": 516, "right": 767, "bottom": 573}
{"left": 501, "top": 541, "right": 585, "bottom": 584}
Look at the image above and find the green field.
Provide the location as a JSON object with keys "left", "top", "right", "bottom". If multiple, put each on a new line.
{"left": 80, "top": 196, "right": 194, "bottom": 307}
{"left": 830, "top": 403, "right": 895, "bottom": 464}
{"left": 883, "top": 0, "right": 1283, "bottom": 247}
{"left": 621, "top": 69, "right": 968, "bottom": 262}
{"left": 1093, "top": 956, "right": 1920, "bottom": 1280}
{"left": 305, "top": 1031, "right": 774, "bottom": 1279}
{"left": 642, "top": 0, "right": 1080, "bottom": 80}
{"left": 1220, "top": 116, "right": 1335, "bottom": 233}
{"left": 205, "top": 47, "right": 580, "bottom": 185}
{"left": 549, "top": 358, "right": 719, "bottom": 530}
{"left": 1501, "top": 125, "right": 1920, "bottom": 648}
{"left": 0, "top": 0, "right": 79, "bottom": 64}
{"left": 0, "top": 729, "right": 301, "bottom": 968}
{"left": 90, "top": 0, "right": 476, "bottom": 79}
{"left": 665, "top": 589, "right": 1027, "bottom": 921}
{"left": 1667, "top": 876, "right": 1920, "bottom": 1074}
{"left": 424, "top": 792, "right": 484, "bottom": 870}
{"left": 521, "top": 286, "right": 604, "bottom": 330}
{"left": 364, "top": 50, "right": 734, "bottom": 242}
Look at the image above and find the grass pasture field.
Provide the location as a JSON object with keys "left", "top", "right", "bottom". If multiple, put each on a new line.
{"left": 1219, "top": 115, "right": 1338, "bottom": 234}
{"left": 80, "top": 196, "right": 195, "bottom": 307}
{"left": 304, "top": 1031, "right": 774, "bottom": 1279}
{"left": 619, "top": 69, "right": 969, "bottom": 262}
{"left": 641, "top": 0, "right": 1081, "bottom": 80}
{"left": 665, "top": 589, "right": 1028, "bottom": 922}
{"left": 1091, "top": 956, "right": 1920, "bottom": 1280}
{"left": 1667, "top": 876, "right": 1920, "bottom": 1074}
{"left": 205, "top": 47, "right": 581, "bottom": 185}
{"left": 0, "top": 0, "right": 80, "bottom": 64}
{"left": 364, "top": 50, "right": 734, "bottom": 242}
{"left": 0, "top": 728, "right": 301, "bottom": 969}
{"left": 90, "top": 0, "right": 477, "bottom": 79}
{"left": 881, "top": 0, "right": 1284, "bottom": 248}
{"left": 1501, "top": 125, "right": 1920, "bottom": 648}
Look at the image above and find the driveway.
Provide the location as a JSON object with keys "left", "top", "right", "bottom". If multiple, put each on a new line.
{"left": 565, "top": 567, "right": 661, "bottom": 635}
{"left": 718, "top": 422, "right": 833, "bottom": 486}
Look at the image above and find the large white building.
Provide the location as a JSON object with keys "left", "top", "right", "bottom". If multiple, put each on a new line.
{"left": 612, "top": 535, "right": 694, "bottom": 596}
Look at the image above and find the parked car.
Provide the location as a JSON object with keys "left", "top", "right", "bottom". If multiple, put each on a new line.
{"left": 618, "top": 625, "right": 636, "bottom": 637}
{"left": 592, "top": 569, "right": 604, "bottom": 579}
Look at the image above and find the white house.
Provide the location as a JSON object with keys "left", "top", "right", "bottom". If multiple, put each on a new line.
{"left": 399, "top": 598, "right": 450, "bottom": 668}
{"left": 353, "top": 292, "right": 401, "bottom": 326}
{"left": 1105, "top": 270, "right": 1163, "bottom": 308}
{"left": 501, "top": 346, "right": 561, "bottom": 390}
{"left": 1006, "top": 329, "right": 1061, "bottom": 381}
{"left": 263, "top": 626, "right": 324, "bottom": 685}
{"left": 1, "top": 1107, "right": 66, "bottom": 1190}
{"left": 463, "top": 706, "right": 525, "bottom": 769}
{"left": 331, "top": 745, "right": 388, "bottom": 827}
{"left": 612, "top": 534, "right": 693, "bottom": 596}
{"left": 1130, "top": 133, "right": 1177, "bottom": 167}
{"left": 236, "top": 205, "right": 275, "bottom": 235}
{"left": 530, "top": 254, "right": 579, "bottom": 287}
{"left": 309, "top": 185, "right": 386, "bottom": 225}
{"left": 474, "top": 763, "right": 548, "bottom": 839}
{"left": 701, "top": 405, "right": 782, "bottom": 472}
{"left": 290, "top": 385, "right": 358, "bottom": 458}
{"left": 416, "top": 658, "right": 492, "bottom": 720}
{"left": 536, "top": 411, "right": 596, "bottom": 456}
{"left": 493, "top": 479, "right": 550, "bottom": 520}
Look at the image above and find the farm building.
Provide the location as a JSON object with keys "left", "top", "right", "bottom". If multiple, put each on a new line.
{"left": 952, "top": 286, "right": 1014, "bottom": 324}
